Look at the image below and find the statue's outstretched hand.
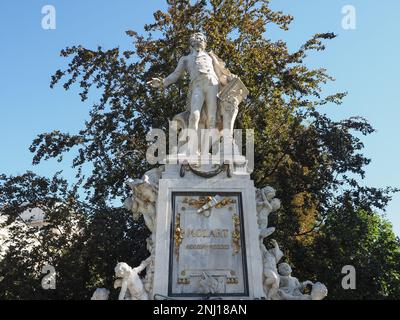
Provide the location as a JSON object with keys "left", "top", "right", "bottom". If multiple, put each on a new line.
{"left": 147, "top": 78, "right": 163, "bottom": 88}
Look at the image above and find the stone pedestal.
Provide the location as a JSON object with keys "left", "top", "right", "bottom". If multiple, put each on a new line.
{"left": 152, "top": 161, "right": 264, "bottom": 299}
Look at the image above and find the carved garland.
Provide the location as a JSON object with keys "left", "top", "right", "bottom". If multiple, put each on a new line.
{"left": 174, "top": 213, "right": 184, "bottom": 257}
{"left": 232, "top": 213, "right": 241, "bottom": 255}
{"left": 180, "top": 162, "right": 232, "bottom": 178}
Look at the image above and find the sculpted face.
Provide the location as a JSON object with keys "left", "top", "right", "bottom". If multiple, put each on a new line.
{"left": 115, "top": 262, "right": 130, "bottom": 278}
{"left": 261, "top": 186, "right": 276, "bottom": 200}
{"left": 278, "top": 263, "right": 292, "bottom": 276}
{"left": 190, "top": 32, "right": 207, "bottom": 51}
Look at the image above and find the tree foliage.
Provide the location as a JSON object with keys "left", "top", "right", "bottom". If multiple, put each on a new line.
{"left": 1, "top": 0, "right": 399, "bottom": 299}
{"left": 290, "top": 208, "right": 400, "bottom": 299}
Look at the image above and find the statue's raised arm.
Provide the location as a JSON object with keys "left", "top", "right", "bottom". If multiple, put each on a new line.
{"left": 148, "top": 56, "right": 186, "bottom": 88}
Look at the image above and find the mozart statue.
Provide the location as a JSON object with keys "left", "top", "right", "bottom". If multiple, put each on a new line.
{"left": 148, "top": 32, "right": 248, "bottom": 156}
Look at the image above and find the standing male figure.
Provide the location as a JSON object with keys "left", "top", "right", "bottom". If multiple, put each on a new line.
{"left": 148, "top": 32, "right": 233, "bottom": 154}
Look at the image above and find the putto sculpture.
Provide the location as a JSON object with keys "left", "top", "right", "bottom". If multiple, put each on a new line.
{"left": 256, "top": 186, "right": 281, "bottom": 240}
{"left": 256, "top": 186, "right": 327, "bottom": 300}
{"left": 261, "top": 239, "right": 283, "bottom": 299}
{"left": 277, "top": 263, "right": 328, "bottom": 300}
{"left": 124, "top": 178, "right": 157, "bottom": 233}
{"left": 114, "top": 260, "right": 150, "bottom": 300}
{"left": 278, "top": 263, "right": 309, "bottom": 297}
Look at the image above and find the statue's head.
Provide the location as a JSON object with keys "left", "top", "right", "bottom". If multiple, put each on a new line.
{"left": 261, "top": 186, "right": 276, "bottom": 200}
{"left": 115, "top": 262, "right": 131, "bottom": 278}
{"left": 190, "top": 32, "right": 207, "bottom": 51}
{"left": 278, "top": 263, "right": 292, "bottom": 276}
{"left": 311, "top": 282, "right": 328, "bottom": 300}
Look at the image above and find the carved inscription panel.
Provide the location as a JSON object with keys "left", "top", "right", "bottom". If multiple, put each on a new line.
{"left": 169, "top": 192, "right": 248, "bottom": 297}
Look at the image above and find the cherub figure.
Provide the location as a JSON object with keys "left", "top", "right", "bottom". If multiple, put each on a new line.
{"left": 279, "top": 281, "right": 328, "bottom": 300}
{"left": 124, "top": 179, "right": 157, "bottom": 232}
{"left": 114, "top": 260, "right": 150, "bottom": 300}
{"left": 148, "top": 32, "right": 238, "bottom": 156}
{"left": 277, "top": 263, "right": 308, "bottom": 298}
{"left": 256, "top": 186, "right": 281, "bottom": 239}
{"left": 261, "top": 239, "right": 284, "bottom": 299}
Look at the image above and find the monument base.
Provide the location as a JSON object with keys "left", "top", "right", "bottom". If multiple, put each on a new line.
{"left": 152, "top": 163, "right": 264, "bottom": 299}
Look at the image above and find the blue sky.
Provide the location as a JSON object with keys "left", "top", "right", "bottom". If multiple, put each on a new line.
{"left": 0, "top": 1, "right": 399, "bottom": 235}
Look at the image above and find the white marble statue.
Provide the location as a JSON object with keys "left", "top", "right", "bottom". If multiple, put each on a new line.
{"left": 261, "top": 239, "right": 284, "bottom": 299}
{"left": 91, "top": 288, "right": 110, "bottom": 300}
{"left": 256, "top": 186, "right": 281, "bottom": 240}
{"left": 114, "top": 260, "right": 150, "bottom": 300}
{"left": 148, "top": 32, "right": 247, "bottom": 156}
{"left": 116, "top": 31, "right": 328, "bottom": 300}
{"left": 277, "top": 263, "right": 307, "bottom": 297}
{"left": 277, "top": 263, "right": 327, "bottom": 300}
{"left": 124, "top": 178, "right": 157, "bottom": 232}
{"left": 254, "top": 186, "right": 328, "bottom": 300}
{"left": 148, "top": 32, "right": 233, "bottom": 131}
{"left": 124, "top": 167, "right": 164, "bottom": 233}
{"left": 123, "top": 167, "right": 164, "bottom": 298}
